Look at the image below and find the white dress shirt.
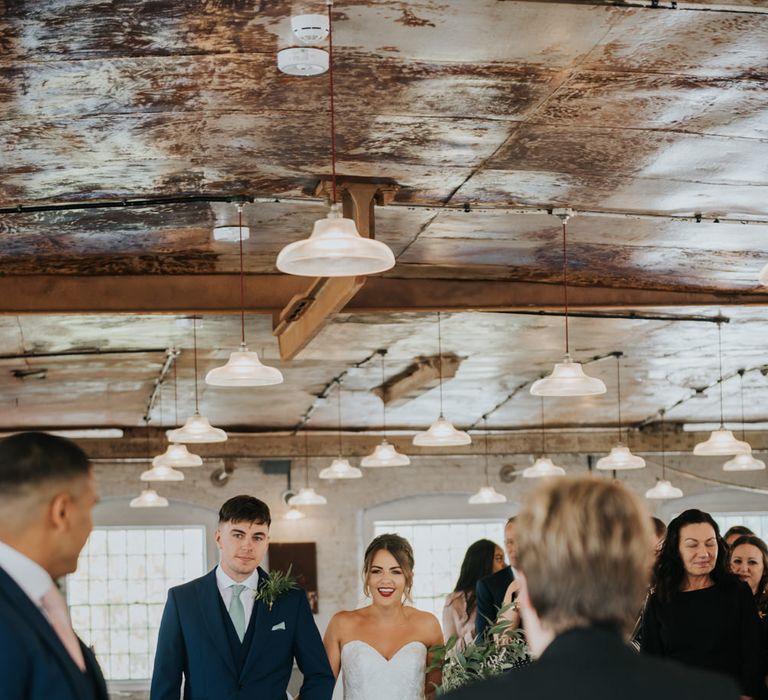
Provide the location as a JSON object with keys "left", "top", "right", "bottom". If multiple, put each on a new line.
{"left": 0, "top": 540, "right": 54, "bottom": 610}
{"left": 215, "top": 565, "right": 259, "bottom": 628}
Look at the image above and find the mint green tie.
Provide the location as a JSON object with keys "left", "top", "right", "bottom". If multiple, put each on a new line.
{"left": 228, "top": 584, "right": 246, "bottom": 642}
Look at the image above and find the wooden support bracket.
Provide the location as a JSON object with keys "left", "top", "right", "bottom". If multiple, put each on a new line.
{"left": 273, "top": 181, "right": 398, "bottom": 361}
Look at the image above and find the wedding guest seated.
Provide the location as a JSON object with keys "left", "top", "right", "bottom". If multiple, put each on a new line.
{"left": 475, "top": 517, "right": 516, "bottom": 639}
{"left": 642, "top": 509, "right": 762, "bottom": 699}
{"left": 447, "top": 476, "right": 739, "bottom": 700}
{"left": 443, "top": 539, "right": 505, "bottom": 649}
{"left": 725, "top": 525, "right": 755, "bottom": 549}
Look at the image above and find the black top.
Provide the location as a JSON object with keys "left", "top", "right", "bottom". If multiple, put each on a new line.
{"left": 474, "top": 567, "right": 514, "bottom": 639}
{"left": 641, "top": 579, "right": 763, "bottom": 697}
{"left": 446, "top": 625, "right": 739, "bottom": 700}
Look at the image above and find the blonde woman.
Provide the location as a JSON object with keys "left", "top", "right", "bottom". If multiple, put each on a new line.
{"left": 323, "top": 534, "right": 443, "bottom": 700}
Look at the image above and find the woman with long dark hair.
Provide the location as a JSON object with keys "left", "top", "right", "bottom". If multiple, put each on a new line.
{"left": 641, "top": 509, "right": 763, "bottom": 698}
{"left": 442, "top": 539, "right": 505, "bottom": 648}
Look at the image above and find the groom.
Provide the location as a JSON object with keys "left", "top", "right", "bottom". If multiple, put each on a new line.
{"left": 150, "top": 495, "right": 334, "bottom": 700}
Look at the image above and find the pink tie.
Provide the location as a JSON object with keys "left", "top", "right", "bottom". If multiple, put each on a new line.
{"left": 41, "top": 585, "right": 86, "bottom": 672}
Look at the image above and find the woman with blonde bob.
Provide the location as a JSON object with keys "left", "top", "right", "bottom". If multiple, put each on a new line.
{"left": 446, "top": 476, "right": 739, "bottom": 700}
{"left": 323, "top": 533, "right": 443, "bottom": 700}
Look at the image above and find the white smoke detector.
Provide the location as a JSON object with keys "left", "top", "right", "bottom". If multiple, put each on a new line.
{"left": 291, "top": 14, "right": 329, "bottom": 44}
{"left": 277, "top": 47, "right": 328, "bottom": 76}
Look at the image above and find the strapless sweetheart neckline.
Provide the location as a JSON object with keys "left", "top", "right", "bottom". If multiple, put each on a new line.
{"left": 343, "top": 639, "right": 426, "bottom": 662}
{"left": 341, "top": 638, "right": 427, "bottom": 699}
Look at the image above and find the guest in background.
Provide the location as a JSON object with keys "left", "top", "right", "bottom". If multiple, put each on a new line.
{"left": 730, "top": 535, "right": 768, "bottom": 698}
{"left": 443, "top": 539, "right": 505, "bottom": 648}
{"left": 475, "top": 517, "right": 516, "bottom": 639}
{"left": 651, "top": 517, "right": 667, "bottom": 554}
{"left": 446, "top": 477, "right": 739, "bottom": 700}
{"left": 725, "top": 525, "right": 755, "bottom": 549}
{"left": 642, "top": 509, "right": 763, "bottom": 699}
{"left": 630, "top": 516, "right": 666, "bottom": 650}
{"left": 730, "top": 535, "right": 768, "bottom": 613}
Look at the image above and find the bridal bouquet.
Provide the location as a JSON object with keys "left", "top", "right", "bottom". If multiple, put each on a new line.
{"left": 429, "top": 607, "right": 531, "bottom": 693}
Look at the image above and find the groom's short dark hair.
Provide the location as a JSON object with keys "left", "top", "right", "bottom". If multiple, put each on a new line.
{"left": 219, "top": 495, "right": 271, "bottom": 526}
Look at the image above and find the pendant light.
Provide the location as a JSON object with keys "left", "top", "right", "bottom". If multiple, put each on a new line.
{"left": 156, "top": 360, "right": 203, "bottom": 467}
{"left": 275, "top": 2, "right": 395, "bottom": 277}
{"left": 530, "top": 214, "right": 606, "bottom": 397}
{"left": 723, "top": 370, "right": 765, "bottom": 471}
{"left": 206, "top": 204, "right": 283, "bottom": 387}
{"left": 413, "top": 314, "right": 471, "bottom": 447}
{"left": 284, "top": 507, "right": 307, "bottom": 520}
{"left": 140, "top": 464, "right": 184, "bottom": 481}
{"left": 362, "top": 351, "right": 410, "bottom": 467}
{"left": 522, "top": 398, "right": 565, "bottom": 478}
{"left": 167, "top": 317, "right": 228, "bottom": 443}
{"left": 319, "top": 383, "right": 362, "bottom": 479}
{"left": 469, "top": 420, "right": 507, "bottom": 504}
{"left": 130, "top": 488, "right": 169, "bottom": 508}
{"left": 646, "top": 410, "right": 683, "bottom": 499}
{"left": 597, "top": 353, "right": 646, "bottom": 471}
{"left": 289, "top": 432, "right": 328, "bottom": 505}
{"left": 693, "top": 321, "right": 750, "bottom": 456}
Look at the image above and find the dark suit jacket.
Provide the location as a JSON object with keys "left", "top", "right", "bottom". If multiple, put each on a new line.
{"left": 446, "top": 625, "right": 740, "bottom": 700}
{"left": 475, "top": 566, "right": 514, "bottom": 638}
{"left": 150, "top": 567, "right": 334, "bottom": 700}
{"left": 0, "top": 566, "right": 108, "bottom": 700}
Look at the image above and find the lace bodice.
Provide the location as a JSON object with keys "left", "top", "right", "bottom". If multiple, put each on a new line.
{"left": 341, "top": 640, "right": 426, "bottom": 700}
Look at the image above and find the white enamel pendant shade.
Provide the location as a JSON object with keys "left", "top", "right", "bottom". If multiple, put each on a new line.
{"left": 530, "top": 355, "right": 606, "bottom": 397}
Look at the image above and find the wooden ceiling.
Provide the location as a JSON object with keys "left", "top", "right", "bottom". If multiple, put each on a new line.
{"left": 2, "top": 0, "right": 768, "bottom": 444}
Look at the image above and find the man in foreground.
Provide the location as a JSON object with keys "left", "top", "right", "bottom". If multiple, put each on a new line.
{"left": 449, "top": 476, "right": 739, "bottom": 700}
{"left": 151, "top": 494, "right": 334, "bottom": 700}
{"left": 0, "top": 431, "right": 106, "bottom": 700}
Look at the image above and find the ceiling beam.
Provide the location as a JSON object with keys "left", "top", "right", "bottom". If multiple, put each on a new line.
{"left": 2, "top": 275, "right": 768, "bottom": 314}
{"left": 60, "top": 427, "right": 768, "bottom": 461}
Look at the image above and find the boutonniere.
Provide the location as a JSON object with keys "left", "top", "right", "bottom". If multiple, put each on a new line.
{"left": 254, "top": 566, "right": 298, "bottom": 611}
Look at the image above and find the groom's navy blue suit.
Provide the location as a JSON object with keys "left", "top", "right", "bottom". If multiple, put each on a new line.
{"left": 150, "top": 567, "right": 334, "bottom": 700}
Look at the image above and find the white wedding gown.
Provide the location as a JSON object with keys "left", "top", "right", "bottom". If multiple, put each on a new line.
{"left": 340, "top": 640, "right": 427, "bottom": 700}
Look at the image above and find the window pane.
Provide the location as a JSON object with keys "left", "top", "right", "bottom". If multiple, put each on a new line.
{"left": 67, "top": 526, "right": 206, "bottom": 681}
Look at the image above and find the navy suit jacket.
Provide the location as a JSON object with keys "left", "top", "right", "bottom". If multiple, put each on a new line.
{"left": 0, "top": 566, "right": 108, "bottom": 700}
{"left": 150, "top": 567, "right": 334, "bottom": 700}
{"left": 475, "top": 567, "right": 514, "bottom": 639}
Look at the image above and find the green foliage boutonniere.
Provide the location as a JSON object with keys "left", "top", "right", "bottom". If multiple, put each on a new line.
{"left": 254, "top": 566, "right": 299, "bottom": 611}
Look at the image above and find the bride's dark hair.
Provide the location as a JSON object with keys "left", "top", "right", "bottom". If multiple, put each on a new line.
{"left": 362, "top": 533, "right": 415, "bottom": 601}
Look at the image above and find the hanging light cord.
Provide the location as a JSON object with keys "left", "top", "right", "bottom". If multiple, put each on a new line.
{"left": 540, "top": 396, "right": 546, "bottom": 455}
{"left": 192, "top": 316, "right": 200, "bottom": 413}
{"left": 437, "top": 312, "right": 445, "bottom": 417}
{"left": 173, "top": 358, "right": 178, "bottom": 425}
{"left": 327, "top": 0, "right": 338, "bottom": 205}
{"left": 660, "top": 409, "right": 666, "bottom": 480}
{"left": 739, "top": 369, "right": 747, "bottom": 441}
{"left": 717, "top": 321, "right": 725, "bottom": 427}
{"left": 483, "top": 418, "right": 490, "bottom": 486}
{"left": 303, "top": 430, "right": 310, "bottom": 488}
{"left": 380, "top": 351, "right": 388, "bottom": 437}
{"left": 336, "top": 381, "right": 343, "bottom": 456}
{"left": 616, "top": 354, "right": 623, "bottom": 444}
{"left": 238, "top": 204, "right": 246, "bottom": 346}
{"left": 562, "top": 218, "right": 570, "bottom": 356}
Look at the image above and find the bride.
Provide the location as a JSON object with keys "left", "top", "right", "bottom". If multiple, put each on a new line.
{"left": 323, "top": 534, "right": 443, "bottom": 700}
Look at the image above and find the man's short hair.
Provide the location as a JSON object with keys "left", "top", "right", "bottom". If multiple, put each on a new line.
{"left": 517, "top": 475, "right": 652, "bottom": 636}
{"left": 218, "top": 495, "right": 271, "bottom": 527}
{"left": 0, "top": 432, "right": 91, "bottom": 499}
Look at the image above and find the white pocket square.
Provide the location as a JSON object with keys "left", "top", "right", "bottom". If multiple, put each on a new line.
{"left": 271, "top": 622, "right": 286, "bottom": 631}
